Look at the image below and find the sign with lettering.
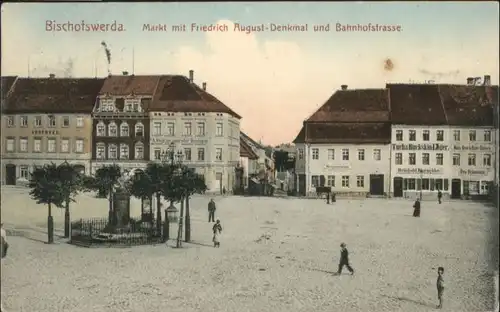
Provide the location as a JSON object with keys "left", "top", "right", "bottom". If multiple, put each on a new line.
{"left": 324, "top": 164, "right": 350, "bottom": 170}
{"left": 397, "top": 168, "right": 443, "bottom": 175}
{"left": 151, "top": 137, "right": 208, "bottom": 145}
{"left": 459, "top": 169, "right": 489, "bottom": 176}
{"left": 392, "top": 144, "right": 448, "bottom": 151}
{"left": 453, "top": 144, "right": 492, "bottom": 151}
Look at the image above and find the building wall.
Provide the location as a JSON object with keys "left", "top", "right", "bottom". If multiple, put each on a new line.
{"left": 1, "top": 113, "right": 92, "bottom": 183}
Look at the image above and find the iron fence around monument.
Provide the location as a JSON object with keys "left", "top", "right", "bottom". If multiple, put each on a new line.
{"left": 70, "top": 217, "right": 164, "bottom": 247}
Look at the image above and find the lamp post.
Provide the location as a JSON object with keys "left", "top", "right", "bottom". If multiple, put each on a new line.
{"left": 420, "top": 172, "right": 423, "bottom": 201}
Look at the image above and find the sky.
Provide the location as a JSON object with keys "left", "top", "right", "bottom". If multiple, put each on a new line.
{"left": 1, "top": 2, "right": 499, "bottom": 146}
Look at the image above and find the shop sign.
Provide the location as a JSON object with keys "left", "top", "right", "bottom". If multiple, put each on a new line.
{"left": 459, "top": 169, "right": 488, "bottom": 176}
{"left": 397, "top": 168, "right": 442, "bottom": 175}
{"left": 324, "top": 164, "right": 350, "bottom": 170}
{"left": 452, "top": 144, "right": 492, "bottom": 151}
{"left": 392, "top": 144, "right": 448, "bottom": 151}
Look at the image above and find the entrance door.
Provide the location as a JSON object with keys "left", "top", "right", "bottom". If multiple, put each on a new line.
{"left": 5, "top": 164, "right": 16, "bottom": 185}
{"left": 369, "top": 174, "right": 384, "bottom": 195}
{"left": 216, "top": 172, "right": 223, "bottom": 194}
{"left": 298, "top": 174, "right": 306, "bottom": 196}
{"left": 451, "top": 179, "right": 461, "bottom": 199}
{"left": 393, "top": 177, "right": 403, "bottom": 197}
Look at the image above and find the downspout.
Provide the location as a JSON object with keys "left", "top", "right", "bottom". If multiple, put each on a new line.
{"left": 387, "top": 88, "right": 393, "bottom": 198}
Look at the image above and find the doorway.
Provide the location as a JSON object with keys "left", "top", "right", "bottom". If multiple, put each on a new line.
{"left": 369, "top": 174, "right": 384, "bottom": 195}
{"left": 5, "top": 164, "right": 16, "bottom": 185}
{"left": 298, "top": 174, "right": 306, "bottom": 196}
{"left": 451, "top": 179, "right": 461, "bottom": 199}
{"left": 393, "top": 177, "right": 403, "bottom": 197}
{"left": 216, "top": 172, "right": 223, "bottom": 194}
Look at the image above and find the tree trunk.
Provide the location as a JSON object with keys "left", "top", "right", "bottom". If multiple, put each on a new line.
{"left": 108, "top": 187, "right": 113, "bottom": 225}
{"left": 64, "top": 199, "right": 70, "bottom": 238}
{"left": 47, "top": 202, "right": 54, "bottom": 244}
{"left": 185, "top": 195, "right": 191, "bottom": 242}
{"left": 156, "top": 193, "right": 162, "bottom": 233}
{"left": 176, "top": 196, "right": 184, "bottom": 248}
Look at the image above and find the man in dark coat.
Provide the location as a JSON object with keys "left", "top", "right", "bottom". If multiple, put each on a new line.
{"left": 336, "top": 243, "right": 354, "bottom": 275}
{"left": 437, "top": 189, "right": 442, "bottom": 204}
{"left": 208, "top": 199, "right": 216, "bottom": 222}
{"left": 413, "top": 198, "right": 421, "bottom": 217}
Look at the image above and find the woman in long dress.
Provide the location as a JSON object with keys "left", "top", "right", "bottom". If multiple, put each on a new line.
{"left": 212, "top": 219, "right": 222, "bottom": 248}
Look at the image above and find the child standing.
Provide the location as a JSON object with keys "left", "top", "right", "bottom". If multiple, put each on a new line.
{"left": 436, "top": 266, "right": 445, "bottom": 309}
{"left": 212, "top": 219, "right": 222, "bottom": 248}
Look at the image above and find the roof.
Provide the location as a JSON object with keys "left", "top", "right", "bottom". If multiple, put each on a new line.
{"left": 149, "top": 75, "right": 241, "bottom": 118}
{"left": 387, "top": 84, "right": 448, "bottom": 125}
{"left": 240, "top": 138, "right": 258, "bottom": 159}
{"left": 4, "top": 77, "right": 105, "bottom": 114}
{"left": 292, "top": 126, "right": 305, "bottom": 144}
{"left": 99, "top": 75, "right": 160, "bottom": 96}
{"left": 304, "top": 122, "right": 391, "bottom": 144}
{"left": 307, "top": 89, "right": 390, "bottom": 122}
{"left": 438, "top": 85, "right": 497, "bottom": 127}
{"left": 240, "top": 131, "right": 264, "bottom": 149}
{"left": 1, "top": 76, "right": 18, "bottom": 102}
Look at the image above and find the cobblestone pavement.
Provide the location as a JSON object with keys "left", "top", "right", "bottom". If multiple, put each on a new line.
{"left": 1, "top": 188, "right": 498, "bottom": 312}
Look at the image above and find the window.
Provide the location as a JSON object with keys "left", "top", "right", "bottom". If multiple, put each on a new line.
{"left": 75, "top": 139, "right": 84, "bottom": 153}
{"left": 358, "top": 149, "right": 365, "bottom": 161}
{"left": 356, "top": 175, "right": 364, "bottom": 188}
{"left": 311, "top": 175, "right": 319, "bottom": 187}
{"left": 216, "top": 123, "right": 223, "bottom": 136}
{"left": 197, "top": 148, "right": 205, "bottom": 161}
{"left": 327, "top": 175, "right": 335, "bottom": 187}
{"left": 327, "top": 149, "right": 335, "bottom": 160}
{"left": 468, "top": 153, "right": 476, "bottom": 166}
{"left": 453, "top": 130, "right": 460, "bottom": 141}
{"left": 216, "top": 148, "right": 223, "bottom": 161}
{"left": 480, "top": 181, "right": 489, "bottom": 194}
{"left": 154, "top": 149, "right": 161, "bottom": 160}
{"left": 298, "top": 148, "right": 304, "bottom": 160}
{"left": 436, "top": 153, "right": 443, "bottom": 165}
{"left": 183, "top": 122, "right": 192, "bottom": 136}
{"left": 33, "top": 138, "right": 41, "bottom": 152}
{"left": 422, "top": 153, "right": 430, "bottom": 165}
{"left": 436, "top": 130, "right": 444, "bottom": 141}
{"left": 108, "top": 122, "right": 118, "bottom": 137}
{"left": 20, "top": 116, "right": 28, "bottom": 127}
{"left": 135, "top": 143, "right": 144, "bottom": 159}
{"left": 6, "top": 116, "right": 15, "bottom": 127}
{"left": 312, "top": 148, "right": 319, "bottom": 160}
{"left": 197, "top": 122, "right": 205, "bottom": 136}
{"left": 167, "top": 122, "right": 175, "bottom": 136}
{"left": 409, "top": 130, "right": 416, "bottom": 141}
{"left": 409, "top": 153, "right": 416, "bottom": 165}
{"left": 342, "top": 149, "right": 349, "bottom": 160}
{"left": 435, "top": 179, "right": 443, "bottom": 191}
{"left": 422, "top": 130, "right": 430, "bottom": 141}
{"left": 96, "top": 143, "right": 106, "bottom": 160}
{"left": 483, "top": 154, "right": 491, "bottom": 166}
{"left": 395, "top": 153, "right": 402, "bottom": 165}
{"left": 61, "top": 139, "right": 69, "bottom": 153}
{"left": 107, "top": 144, "right": 117, "bottom": 159}
{"left": 341, "top": 176, "right": 349, "bottom": 188}
{"left": 421, "top": 178, "right": 430, "bottom": 190}
{"left": 20, "top": 166, "right": 29, "bottom": 180}
{"left": 407, "top": 178, "right": 416, "bottom": 190}
{"left": 6, "top": 138, "right": 15, "bottom": 152}
{"left": 96, "top": 122, "right": 106, "bottom": 136}
{"left": 373, "top": 149, "right": 381, "bottom": 161}
{"left": 34, "top": 116, "right": 42, "bottom": 127}
{"left": 120, "top": 144, "right": 129, "bottom": 159}
{"left": 184, "top": 148, "right": 192, "bottom": 161}
{"left": 76, "top": 117, "right": 84, "bottom": 128}
{"left": 120, "top": 122, "right": 129, "bottom": 137}
{"left": 396, "top": 130, "right": 403, "bottom": 141}
{"left": 62, "top": 116, "right": 70, "bottom": 127}
{"left": 48, "top": 115, "right": 56, "bottom": 127}
{"left": 20, "top": 138, "right": 28, "bottom": 152}
{"left": 469, "top": 130, "right": 476, "bottom": 141}
{"left": 484, "top": 130, "right": 491, "bottom": 141}
{"left": 47, "top": 138, "right": 56, "bottom": 153}
{"left": 153, "top": 122, "right": 162, "bottom": 135}
{"left": 453, "top": 153, "right": 460, "bottom": 166}
{"left": 135, "top": 123, "right": 144, "bottom": 137}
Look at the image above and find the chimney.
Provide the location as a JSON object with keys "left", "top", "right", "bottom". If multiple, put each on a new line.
{"left": 341, "top": 84, "right": 348, "bottom": 90}
{"left": 202, "top": 82, "right": 207, "bottom": 91}
{"left": 483, "top": 74, "right": 491, "bottom": 86}
{"left": 189, "top": 70, "right": 194, "bottom": 83}
{"left": 467, "top": 77, "right": 474, "bottom": 85}
{"left": 122, "top": 71, "right": 129, "bottom": 76}
{"left": 49, "top": 73, "right": 55, "bottom": 79}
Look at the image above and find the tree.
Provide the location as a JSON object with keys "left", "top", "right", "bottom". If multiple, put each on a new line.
{"left": 56, "top": 162, "right": 84, "bottom": 238}
{"left": 28, "top": 163, "right": 65, "bottom": 244}
{"left": 84, "top": 165, "right": 122, "bottom": 224}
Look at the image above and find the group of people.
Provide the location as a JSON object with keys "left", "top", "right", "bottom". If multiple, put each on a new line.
{"left": 208, "top": 198, "right": 222, "bottom": 248}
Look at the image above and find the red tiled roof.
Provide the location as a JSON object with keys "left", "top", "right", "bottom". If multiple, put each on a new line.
{"left": 4, "top": 77, "right": 105, "bottom": 114}
{"left": 438, "top": 85, "right": 497, "bottom": 127}
{"left": 292, "top": 126, "right": 305, "bottom": 144}
{"left": 305, "top": 122, "right": 391, "bottom": 144}
{"left": 149, "top": 76, "right": 241, "bottom": 118}
{"left": 99, "top": 75, "right": 160, "bottom": 96}
{"left": 387, "top": 84, "right": 448, "bottom": 125}
{"left": 240, "top": 138, "right": 258, "bottom": 159}
{"left": 307, "top": 89, "right": 390, "bottom": 122}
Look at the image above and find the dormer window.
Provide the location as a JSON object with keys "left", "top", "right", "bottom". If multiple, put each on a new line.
{"left": 135, "top": 122, "right": 144, "bottom": 137}
{"left": 115, "top": 98, "right": 125, "bottom": 111}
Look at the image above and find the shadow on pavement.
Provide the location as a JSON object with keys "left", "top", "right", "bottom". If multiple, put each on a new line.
{"left": 381, "top": 294, "right": 436, "bottom": 308}
{"left": 308, "top": 268, "right": 337, "bottom": 275}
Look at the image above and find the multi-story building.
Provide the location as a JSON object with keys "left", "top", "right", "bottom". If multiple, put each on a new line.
{"left": 239, "top": 137, "right": 259, "bottom": 188}
{"left": 2, "top": 75, "right": 104, "bottom": 185}
{"left": 91, "top": 73, "right": 155, "bottom": 173}
{"left": 148, "top": 71, "right": 242, "bottom": 192}
{"left": 294, "top": 85, "right": 391, "bottom": 196}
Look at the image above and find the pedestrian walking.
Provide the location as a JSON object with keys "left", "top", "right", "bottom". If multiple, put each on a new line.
{"left": 413, "top": 198, "right": 421, "bottom": 217}
{"left": 1, "top": 223, "right": 9, "bottom": 312}
{"left": 436, "top": 266, "right": 445, "bottom": 309}
{"left": 437, "top": 189, "right": 442, "bottom": 204}
{"left": 208, "top": 198, "right": 216, "bottom": 222}
{"left": 336, "top": 243, "right": 354, "bottom": 275}
{"left": 212, "top": 219, "right": 222, "bottom": 248}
